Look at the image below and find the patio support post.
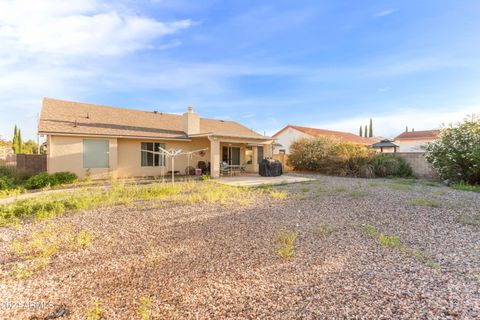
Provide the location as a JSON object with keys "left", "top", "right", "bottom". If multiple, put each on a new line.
{"left": 252, "top": 146, "right": 259, "bottom": 173}
{"left": 209, "top": 137, "right": 220, "bottom": 178}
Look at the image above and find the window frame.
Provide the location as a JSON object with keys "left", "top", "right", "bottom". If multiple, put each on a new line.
{"left": 141, "top": 142, "right": 166, "bottom": 167}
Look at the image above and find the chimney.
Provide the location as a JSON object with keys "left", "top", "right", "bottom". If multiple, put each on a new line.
{"left": 183, "top": 106, "right": 200, "bottom": 135}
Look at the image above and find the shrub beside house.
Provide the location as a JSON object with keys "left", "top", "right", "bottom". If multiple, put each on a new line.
{"left": 287, "top": 136, "right": 412, "bottom": 178}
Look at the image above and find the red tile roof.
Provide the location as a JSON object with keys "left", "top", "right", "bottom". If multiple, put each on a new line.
{"left": 273, "top": 125, "right": 374, "bottom": 145}
{"left": 394, "top": 130, "right": 440, "bottom": 141}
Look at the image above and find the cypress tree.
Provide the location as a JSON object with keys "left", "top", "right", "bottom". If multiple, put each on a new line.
{"left": 364, "top": 125, "right": 368, "bottom": 138}
{"left": 405, "top": 126, "right": 408, "bottom": 132}
{"left": 359, "top": 126, "right": 363, "bottom": 137}
{"left": 17, "top": 129, "right": 23, "bottom": 154}
{"left": 369, "top": 118, "right": 373, "bottom": 137}
{"left": 12, "top": 125, "right": 18, "bottom": 154}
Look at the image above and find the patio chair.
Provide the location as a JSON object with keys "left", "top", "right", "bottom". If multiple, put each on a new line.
{"left": 220, "top": 162, "right": 230, "bottom": 176}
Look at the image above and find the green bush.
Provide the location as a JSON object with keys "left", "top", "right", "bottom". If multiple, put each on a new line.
{"left": 25, "top": 172, "right": 78, "bottom": 190}
{"left": 425, "top": 115, "right": 480, "bottom": 185}
{"left": 287, "top": 137, "right": 412, "bottom": 178}
{"left": 368, "top": 153, "right": 412, "bottom": 177}
{"left": 0, "top": 176, "right": 15, "bottom": 190}
{"left": 0, "top": 166, "right": 16, "bottom": 178}
{"left": 0, "top": 166, "right": 31, "bottom": 191}
{"left": 287, "top": 136, "right": 371, "bottom": 176}
{"left": 51, "top": 172, "right": 78, "bottom": 185}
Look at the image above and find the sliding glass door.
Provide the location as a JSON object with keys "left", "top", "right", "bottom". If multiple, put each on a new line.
{"left": 222, "top": 146, "right": 241, "bottom": 165}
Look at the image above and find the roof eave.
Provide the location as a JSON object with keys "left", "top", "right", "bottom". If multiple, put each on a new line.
{"left": 38, "top": 131, "right": 192, "bottom": 141}
{"left": 190, "top": 132, "right": 273, "bottom": 140}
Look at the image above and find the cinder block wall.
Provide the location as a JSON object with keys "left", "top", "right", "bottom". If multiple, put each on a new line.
{"left": 395, "top": 152, "right": 438, "bottom": 179}
{"left": 272, "top": 154, "right": 294, "bottom": 172}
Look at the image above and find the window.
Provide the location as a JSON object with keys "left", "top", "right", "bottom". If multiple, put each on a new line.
{"left": 141, "top": 142, "right": 165, "bottom": 167}
{"left": 83, "top": 140, "right": 109, "bottom": 168}
{"left": 279, "top": 149, "right": 286, "bottom": 154}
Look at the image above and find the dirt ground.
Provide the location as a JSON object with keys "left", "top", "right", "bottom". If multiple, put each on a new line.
{"left": 1, "top": 175, "right": 479, "bottom": 319}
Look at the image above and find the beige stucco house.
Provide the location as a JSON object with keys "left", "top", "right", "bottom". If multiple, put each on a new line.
{"left": 38, "top": 98, "right": 273, "bottom": 179}
{"left": 273, "top": 125, "right": 373, "bottom": 154}
{"left": 393, "top": 130, "right": 440, "bottom": 152}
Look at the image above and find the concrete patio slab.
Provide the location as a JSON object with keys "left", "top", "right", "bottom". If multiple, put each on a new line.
{"left": 215, "top": 174, "right": 313, "bottom": 187}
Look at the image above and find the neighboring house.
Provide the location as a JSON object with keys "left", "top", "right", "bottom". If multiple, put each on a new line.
{"left": 394, "top": 130, "right": 440, "bottom": 153}
{"left": 272, "top": 125, "right": 373, "bottom": 154}
{"left": 0, "top": 146, "right": 13, "bottom": 160}
{"left": 371, "top": 139, "right": 399, "bottom": 153}
{"left": 38, "top": 98, "right": 273, "bottom": 179}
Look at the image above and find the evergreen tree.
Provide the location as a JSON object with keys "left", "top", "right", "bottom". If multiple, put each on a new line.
{"left": 359, "top": 125, "right": 363, "bottom": 137}
{"left": 17, "top": 129, "right": 23, "bottom": 154}
{"left": 364, "top": 125, "right": 368, "bottom": 138}
{"left": 405, "top": 126, "right": 408, "bottom": 132}
{"left": 369, "top": 118, "right": 373, "bottom": 137}
{"left": 12, "top": 125, "right": 18, "bottom": 154}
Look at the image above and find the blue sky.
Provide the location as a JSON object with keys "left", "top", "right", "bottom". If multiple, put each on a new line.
{"left": 0, "top": 0, "right": 479, "bottom": 141}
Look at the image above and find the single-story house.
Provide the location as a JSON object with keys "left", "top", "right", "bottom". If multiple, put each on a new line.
{"left": 394, "top": 129, "right": 440, "bottom": 152}
{"left": 0, "top": 146, "right": 14, "bottom": 161}
{"left": 272, "top": 125, "right": 373, "bottom": 154}
{"left": 38, "top": 98, "right": 273, "bottom": 179}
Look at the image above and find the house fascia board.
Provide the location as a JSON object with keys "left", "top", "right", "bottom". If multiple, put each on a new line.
{"left": 38, "top": 131, "right": 192, "bottom": 142}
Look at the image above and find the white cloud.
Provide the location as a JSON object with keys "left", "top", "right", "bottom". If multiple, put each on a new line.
{"left": 310, "top": 106, "right": 480, "bottom": 138}
{"left": 0, "top": 0, "right": 192, "bottom": 56}
{"left": 373, "top": 8, "right": 398, "bottom": 18}
{"left": 0, "top": 0, "right": 195, "bottom": 140}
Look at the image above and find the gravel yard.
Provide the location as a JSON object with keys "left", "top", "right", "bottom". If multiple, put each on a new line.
{"left": 1, "top": 175, "right": 479, "bottom": 319}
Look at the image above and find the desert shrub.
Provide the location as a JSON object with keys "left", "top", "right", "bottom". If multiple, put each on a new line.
{"left": 0, "top": 166, "right": 31, "bottom": 185}
{"left": 0, "top": 166, "right": 16, "bottom": 178}
{"left": 24, "top": 172, "right": 50, "bottom": 189}
{"left": 367, "top": 153, "right": 412, "bottom": 177}
{"left": 0, "top": 176, "right": 15, "bottom": 190}
{"left": 85, "top": 300, "right": 103, "bottom": 320}
{"left": 25, "top": 172, "right": 77, "bottom": 190}
{"left": 425, "top": 115, "right": 480, "bottom": 185}
{"left": 51, "top": 172, "right": 78, "bottom": 185}
{"left": 287, "top": 136, "right": 337, "bottom": 172}
{"left": 276, "top": 230, "right": 299, "bottom": 260}
{"left": 331, "top": 142, "right": 371, "bottom": 176}
{"left": 288, "top": 137, "right": 412, "bottom": 178}
{"left": 199, "top": 174, "right": 210, "bottom": 181}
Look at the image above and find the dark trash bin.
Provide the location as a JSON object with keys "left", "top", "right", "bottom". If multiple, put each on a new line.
{"left": 259, "top": 159, "right": 283, "bottom": 177}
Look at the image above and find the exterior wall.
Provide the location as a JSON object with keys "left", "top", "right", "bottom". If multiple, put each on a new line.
{"left": 273, "top": 127, "right": 309, "bottom": 154}
{"left": 47, "top": 135, "right": 211, "bottom": 179}
{"left": 47, "top": 134, "right": 270, "bottom": 179}
{"left": 117, "top": 137, "right": 210, "bottom": 177}
{"left": 395, "top": 152, "right": 438, "bottom": 179}
{"left": 47, "top": 135, "right": 118, "bottom": 179}
{"left": 395, "top": 139, "right": 435, "bottom": 152}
